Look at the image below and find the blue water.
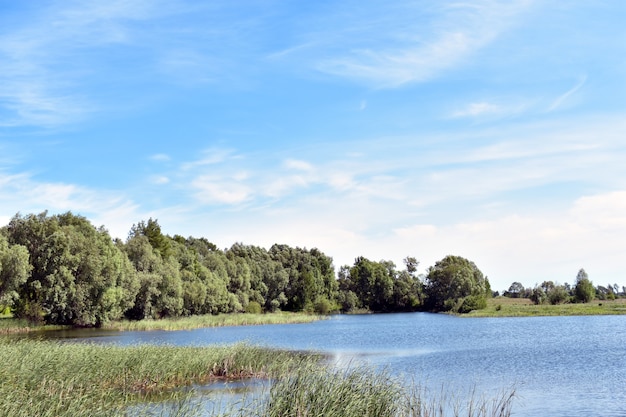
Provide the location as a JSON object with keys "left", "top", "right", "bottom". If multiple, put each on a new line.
{"left": 35, "top": 313, "right": 626, "bottom": 416}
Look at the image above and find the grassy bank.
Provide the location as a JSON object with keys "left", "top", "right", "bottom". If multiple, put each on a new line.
{"left": 0, "top": 317, "right": 71, "bottom": 334}
{"left": 0, "top": 312, "right": 324, "bottom": 334}
{"left": 102, "top": 312, "right": 325, "bottom": 331}
{"left": 0, "top": 339, "right": 319, "bottom": 417}
{"left": 464, "top": 297, "right": 626, "bottom": 317}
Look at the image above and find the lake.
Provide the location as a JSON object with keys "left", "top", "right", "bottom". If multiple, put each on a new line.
{"left": 36, "top": 313, "right": 626, "bottom": 416}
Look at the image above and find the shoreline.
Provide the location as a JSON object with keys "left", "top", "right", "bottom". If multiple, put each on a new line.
{"left": 462, "top": 297, "right": 626, "bottom": 317}
{"left": 0, "top": 311, "right": 325, "bottom": 334}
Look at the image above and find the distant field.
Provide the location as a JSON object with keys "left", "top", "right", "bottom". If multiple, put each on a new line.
{"left": 464, "top": 297, "right": 626, "bottom": 317}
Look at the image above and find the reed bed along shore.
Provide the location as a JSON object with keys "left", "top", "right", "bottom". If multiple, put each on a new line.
{"left": 102, "top": 312, "right": 325, "bottom": 331}
{"left": 0, "top": 312, "right": 324, "bottom": 334}
{"left": 0, "top": 317, "right": 70, "bottom": 334}
{"left": 199, "top": 365, "right": 516, "bottom": 417}
{"left": 0, "top": 339, "right": 319, "bottom": 417}
{"left": 464, "top": 297, "right": 626, "bottom": 317}
{"left": 0, "top": 338, "right": 517, "bottom": 417}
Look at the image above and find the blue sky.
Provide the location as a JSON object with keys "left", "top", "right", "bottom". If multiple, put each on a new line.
{"left": 2, "top": 0, "right": 626, "bottom": 291}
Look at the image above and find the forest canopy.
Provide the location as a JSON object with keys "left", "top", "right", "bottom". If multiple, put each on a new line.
{"left": 0, "top": 211, "right": 491, "bottom": 326}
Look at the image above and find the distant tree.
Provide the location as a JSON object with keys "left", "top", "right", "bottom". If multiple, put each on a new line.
{"left": 530, "top": 287, "right": 547, "bottom": 305}
{"left": 548, "top": 285, "right": 569, "bottom": 305}
{"left": 606, "top": 283, "right": 616, "bottom": 300}
{"left": 423, "top": 255, "right": 489, "bottom": 313}
{"left": 540, "top": 281, "right": 556, "bottom": 294}
{"left": 574, "top": 268, "right": 594, "bottom": 303}
{"left": 505, "top": 282, "right": 525, "bottom": 298}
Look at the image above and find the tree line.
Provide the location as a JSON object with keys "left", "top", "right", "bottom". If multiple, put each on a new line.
{"left": 1, "top": 211, "right": 492, "bottom": 326}
{"left": 502, "top": 268, "right": 623, "bottom": 305}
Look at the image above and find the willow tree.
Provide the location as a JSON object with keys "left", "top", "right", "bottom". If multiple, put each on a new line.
{"left": 5, "top": 212, "right": 138, "bottom": 326}
{"left": 424, "top": 255, "right": 490, "bottom": 313}
{"left": 0, "top": 234, "right": 31, "bottom": 310}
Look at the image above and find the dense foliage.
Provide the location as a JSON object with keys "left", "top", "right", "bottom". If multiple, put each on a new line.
{"left": 423, "top": 255, "right": 491, "bottom": 313}
{"left": 0, "top": 211, "right": 495, "bottom": 325}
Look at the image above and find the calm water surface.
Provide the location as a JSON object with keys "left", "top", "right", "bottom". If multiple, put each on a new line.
{"left": 36, "top": 313, "right": 626, "bottom": 416}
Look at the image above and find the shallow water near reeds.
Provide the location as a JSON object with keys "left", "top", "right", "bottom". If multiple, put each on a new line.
{"left": 19, "top": 313, "right": 626, "bottom": 416}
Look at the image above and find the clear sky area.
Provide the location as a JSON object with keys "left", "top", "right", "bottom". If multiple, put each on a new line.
{"left": 1, "top": 1, "right": 625, "bottom": 291}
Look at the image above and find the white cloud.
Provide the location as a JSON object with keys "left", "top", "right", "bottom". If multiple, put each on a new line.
{"left": 151, "top": 175, "right": 170, "bottom": 185}
{"left": 452, "top": 101, "right": 502, "bottom": 118}
{"left": 150, "top": 153, "right": 171, "bottom": 162}
{"left": 284, "top": 159, "right": 314, "bottom": 171}
{"left": 0, "top": 170, "right": 142, "bottom": 240}
{"left": 191, "top": 175, "right": 251, "bottom": 205}
{"left": 570, "top": 191, "right": 626, "bottom": 230}
{"left": 386, "top": 188, "right": 626, "bottom": 291}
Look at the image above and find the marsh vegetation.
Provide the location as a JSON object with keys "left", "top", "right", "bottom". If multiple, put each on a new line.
{"left": 0, "top": 339, "right": 516, "bottom": 417}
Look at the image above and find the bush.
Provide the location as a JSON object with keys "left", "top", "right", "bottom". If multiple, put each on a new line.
{"left": 548, "top": 286, "right": 568, "bottom": 305}
{"left": 313, "top": 298, "right": 334, "bottom": 315}
{"left": 245, "top": 301, "right": 263, "bottom": 314}
{"left": 458, "top": 295, "right": 487, "bottom": 314}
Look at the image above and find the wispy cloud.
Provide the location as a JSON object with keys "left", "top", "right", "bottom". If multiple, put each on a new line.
{"left": 191, "top": 175, "right": 251, "bottom": 205}
{"left": 150, "top": 153, "right": 171, "bottom": 162}
{"left": 0, "top": 0, "right": 180, "bottom": 128}
{"left": 547, "top": 74, "right": 587, "bottom": 112}
{"left": 451, "top": 101, "right": 502, "bottom": 118}
{"left": 315, "top": 0, "right": 534, "bottom": 87}
{"left": 181, "top": 148, "right": 237, "bottom": 171}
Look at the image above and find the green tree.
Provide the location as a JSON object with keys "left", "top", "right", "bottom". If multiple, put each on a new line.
{"left": 129, "top": 218, "right": 172, "bottom": 259}
{"left": 423, "top": 255, "right": 489, "bottom": 313}
{"left": 5, "top": 212, "right": 138, "bottom": 326}
{"left": 269, "top": 244, "right": 336, "bottom": 312}
{"left": 574, "top": 268, "right": 595, "bottom": 303}
{"left": 122, "top": 233, "right": 182, "bottom": 319}
{"left": 547, "top": 285, "right": 568, "bottom": 305}
{"left": 530, "top": 286, "right": 547, "bottom": 305}
{"left": 390, "top": 257, "right": 423, "bottom": 311}
{"left": 505, "top": 282, "right": 525, "bottom": 298}
{"left": 0, "top": 234, "right": 31, "bottom": 309}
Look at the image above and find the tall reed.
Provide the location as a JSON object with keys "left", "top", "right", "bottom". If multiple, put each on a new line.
{"left": 228, "top": 366, "right": 516, "bottom": 417}
{"left": 102, "top": 312, "right": 325, "bottom": 331}
{"left": 0, "top": 339, "right": 317, "bottom": 417}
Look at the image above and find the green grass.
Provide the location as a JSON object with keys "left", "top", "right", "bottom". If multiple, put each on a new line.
{"left": 0, "top": 339, "right": 319, "bottom": 417}
{"left": 102, "top": 312, "right": 325, "bottom": 331}
{"left": 463, "top": 297, "right": 626, "bottom": 317}
{"left": 0, "top": 317, "right": 71, "bottom": 334}
{"left": 0, "top": 312, "right": 324, "bottom": 334}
